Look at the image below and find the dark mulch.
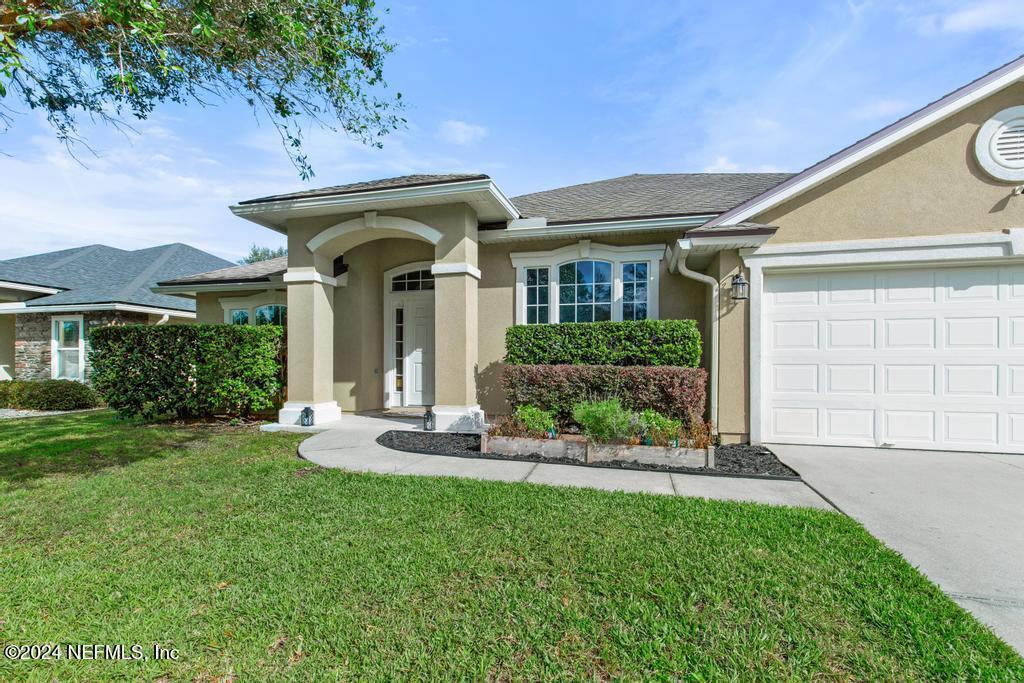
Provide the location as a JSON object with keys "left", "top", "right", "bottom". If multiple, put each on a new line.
{"left": 375, "top": 431, "right": 799, "bottom": 480}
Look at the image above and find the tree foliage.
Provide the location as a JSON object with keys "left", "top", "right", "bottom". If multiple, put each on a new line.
{"left": 0, "top": 0, "right": 403, "bottom": 177}
{"left": 239, "top": 243, "right": 286, "bottom": 264}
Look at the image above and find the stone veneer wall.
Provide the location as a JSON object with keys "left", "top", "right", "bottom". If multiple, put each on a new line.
{"left": 14, "top": 310, "right": 149, "bottom": 381}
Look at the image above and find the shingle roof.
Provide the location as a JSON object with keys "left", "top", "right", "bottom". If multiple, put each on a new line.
{"left": 510, "top": 173, "right": 794, "bottom": 224}
{"left": 237, "top": 174, "right": 490, "bottom": 206}
{"left": 158, "top": 256, "right": 287, "bottom": 286}
{"left": 0, "top": 244, "right": 234, "bottom": 312}
{"left": 685, "top": 221, "right": 778, "bottom": 236}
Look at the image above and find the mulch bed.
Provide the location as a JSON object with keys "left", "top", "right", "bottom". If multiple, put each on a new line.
{"left": 375, "top": 431, "right": 799, "bottom": 480}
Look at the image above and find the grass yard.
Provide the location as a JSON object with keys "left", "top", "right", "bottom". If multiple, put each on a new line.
{"left": 0, "top": 412, "right": 1020, "bottom": 680}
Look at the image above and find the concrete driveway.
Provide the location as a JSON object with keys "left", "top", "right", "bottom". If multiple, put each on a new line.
{"left": 771, "top": 444, "right": 1024, "bottom": 654}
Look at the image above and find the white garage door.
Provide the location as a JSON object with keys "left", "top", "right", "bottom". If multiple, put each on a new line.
{"left": 762, "top": 263, "right": 1024, "bottom": 454}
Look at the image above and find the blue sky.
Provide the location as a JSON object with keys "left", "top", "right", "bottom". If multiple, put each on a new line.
{"left": 3, "top": 0, "right": 1024, "bottom": 261}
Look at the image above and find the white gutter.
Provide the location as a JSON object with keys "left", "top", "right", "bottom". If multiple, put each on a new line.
{"left": 0, "top": 302, "right": 195, "bottom": 318}
{"left": 0, "top": 280, "right": 63, "bottom": 295}
{"left": 479, "top": 214, "right": 715, "bottom": 244}
{"left": 668, "top": 239, "right": 719, "bottom": 435}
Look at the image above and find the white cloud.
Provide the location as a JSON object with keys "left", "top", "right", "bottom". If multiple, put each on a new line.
{"left": 703, "top": 156, "right": 784, "bottom": 173}
{"left": 942, "top": 1, "right": 1024, "bottom": 32}
{"left": 435, "top": 119, "right": 489, "bottom": 146}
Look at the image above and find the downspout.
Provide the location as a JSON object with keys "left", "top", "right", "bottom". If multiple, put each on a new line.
{"left": 669, "top": 239, "right": 719, "bottom": 435}
{"left": 155, "top": 314, "right": 170, "bottom": 325}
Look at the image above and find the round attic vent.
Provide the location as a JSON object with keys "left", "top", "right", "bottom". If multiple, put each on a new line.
{"left": 976, "top": 106, "right": 1024, "bottom": 182}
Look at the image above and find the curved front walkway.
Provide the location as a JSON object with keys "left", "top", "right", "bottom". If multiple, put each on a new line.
{"left": 296, "top": 414, "right": 831, "bottom": 509}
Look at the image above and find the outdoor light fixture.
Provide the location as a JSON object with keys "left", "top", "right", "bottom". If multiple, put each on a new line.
{"left": 423, "top": 406, "right": 436, "bottom": 432}
{"left": 300, "top": 406, "right": 314, "bottom": 427}
{"left": 730, "top": 273, "right": 750, "bottom": 301}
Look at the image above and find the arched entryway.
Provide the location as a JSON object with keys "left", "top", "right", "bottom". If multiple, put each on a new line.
{"left": 383, "top": 261, "right": 436, "bottom": 408}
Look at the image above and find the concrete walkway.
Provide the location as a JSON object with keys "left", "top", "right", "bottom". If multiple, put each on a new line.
{"left": 295, "top": 414, "right": 831, "bottom": 510}
{"left": 772, "top": 443, "right": 1024, "bottom": 654}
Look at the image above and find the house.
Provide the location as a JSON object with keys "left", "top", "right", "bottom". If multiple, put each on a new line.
{"left": 159, "top": 55, "right": 1024, "bottom": 455}
{"left": 0, "top": 244, "right": 233, "bottom": 382}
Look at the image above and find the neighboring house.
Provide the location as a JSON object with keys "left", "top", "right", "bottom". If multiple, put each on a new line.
{"left": 0, "top": 244, "right": 233, "bottom": 382}
{"left": 158, "top": 55, "right": 1024, "bottom": 456}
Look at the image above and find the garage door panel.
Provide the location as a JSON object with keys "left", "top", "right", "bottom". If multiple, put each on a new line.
{"left": 764, "top": 264, "right": 1024, "bottom": 454}
{"left": 884, "top": 318, "right": 936, "bottom": 349}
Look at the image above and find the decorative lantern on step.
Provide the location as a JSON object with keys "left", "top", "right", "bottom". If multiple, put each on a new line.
{"left": 423, "top": 406, "right": 436, "bottom": 432}
{"left": 300, "top": 406, "right": 314, "bottom": 427}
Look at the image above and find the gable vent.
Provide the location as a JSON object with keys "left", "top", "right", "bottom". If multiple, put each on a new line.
{"left": 977, "top": 106, "right": 1024, "bottom": 181}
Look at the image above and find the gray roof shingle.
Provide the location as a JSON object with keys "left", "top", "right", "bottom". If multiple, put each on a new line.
{"left": 510, "top": 173, "right": 794, "bottom": 224}
{"left": 158, "top": 256, "right": 287, "bottom": 286}
{"left": 237, "top": 174, "right": 490, "bottom": 206}
{"left": 0, "top": 244, "right": 234, "bottom": 312}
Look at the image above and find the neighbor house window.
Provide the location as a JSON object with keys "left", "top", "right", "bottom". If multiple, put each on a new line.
{"left": 51, "top": 315, "right": 84, "bottom": 381}
{"left": 525, "top": 267, "right": 550, "bottom": 324}
{"left": 391, "top": 269, "right": 434, "bottom": 292}
{"left": 558, "top": 260, "right": 612, "bottom": 323}
{"left": 622, "top": 262, "right": 649, "bottom": 320}
{"left": 254, "top": 305, "right": 286, "bottom": 326}
{"left": 229, "top": 309, "right": 249, "bottom": 325}
{"left": 511, "top": 242, "right": 662, "bottom": 325}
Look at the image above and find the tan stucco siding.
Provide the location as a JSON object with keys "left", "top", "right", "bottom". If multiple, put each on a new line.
{"left": 477, "top": 233, "right": 710, "bottom": 416}
{"left": 711, "top": 250, "right": 749, "bottom": 444}
{"left": 0, "top": 314, "right": 14, "bottom": 379}
{"left": 756, "top": 82, "right": 1024, "bottom": 242}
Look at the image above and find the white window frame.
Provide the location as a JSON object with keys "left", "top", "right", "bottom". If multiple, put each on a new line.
{"left": 50, "top": 314, "right": 85, "bottom": 381}
{"left": 510, "top": 241, "right": 662, "bottom": 324}
{"left": 219, "top": 290, "right": 287, "bottom": 324}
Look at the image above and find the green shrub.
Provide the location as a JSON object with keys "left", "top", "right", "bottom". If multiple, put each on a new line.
{"left": 505, "top": 320, "right": 702, "bottom": 367}
{"left": 639, "top": 409, "right": 682, "bottom": 447}
{"left": 572, "top": 399, "right": 637, "bottom": 444}
{"left": 0, "top": 380, "right": 100, "bottom": 411}
{"left": 514, "top": 405, "right": 556, "bottom": 438}
{"left": 502, "top": 364, "right": 706, "bottom": 425}
{"left": 89, "top": 324, "right": 285, "bottom": 420}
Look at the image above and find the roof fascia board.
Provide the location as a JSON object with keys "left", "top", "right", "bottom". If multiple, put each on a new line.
{"left": 0, "top": 302, "right": 195, "bottom": 317}
{"left": 231, "top": 178, "right": 519, "bottom": 229}
{"left": 479, "top": 214, "right": 715, "bottom": 243}
{"left": 706, "top": 57, "right": 1024, "bottom": 227}
{"left": 152, "top": 281, "right": 283, "bottom": 294}
{"left": 0, "top": 279, "right": 63, "bottom": 295}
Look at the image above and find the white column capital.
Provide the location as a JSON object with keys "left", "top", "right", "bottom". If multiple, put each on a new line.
{"left": 430, "top": 262, "right": 481, "bottom": 280}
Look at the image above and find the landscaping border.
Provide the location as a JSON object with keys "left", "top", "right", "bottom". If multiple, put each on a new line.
{"left": 374, "top": 431, "right": 801, "bottom": 481}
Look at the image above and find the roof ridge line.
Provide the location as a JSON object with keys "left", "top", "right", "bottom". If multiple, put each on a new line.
{"left": 116, "top": 243, "right": 181, "bottom": 300}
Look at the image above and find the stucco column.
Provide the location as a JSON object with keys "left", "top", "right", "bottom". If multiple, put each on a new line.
{"left": 714, "top": 250, "right": 749, "bottom": 444}
{"left": 278, "top": 248, "right": 341, "bottom": 426}
{"left": 430, "top": 205, "right": 485, "bottom": 431}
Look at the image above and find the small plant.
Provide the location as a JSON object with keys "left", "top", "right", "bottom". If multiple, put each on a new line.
{"left": 639, "top": 409, "right": 682, "bottom": 447}
{"left": 572, "top": 399, "right": 636, "bottom": 443}
{"left": 488, "top": 414, "right": 528, "bottom": 438}
{"left": 514, "top": 405, "right": 556, "bottom": 439}
{"left": 681, "top": 411, "right": 715, "bottom": 449}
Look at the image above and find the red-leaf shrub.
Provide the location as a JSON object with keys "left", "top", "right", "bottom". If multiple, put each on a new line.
{"left": 501, "top": 364, "right": 706, "bottom": 425}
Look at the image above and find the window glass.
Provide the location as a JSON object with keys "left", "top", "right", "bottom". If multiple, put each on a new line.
{"left": 557, "top": 261, "right": 612, "bottom": 322}
{"left": 230, "top": 309, "right": 249, "bottom": 325}
{"left": 622, "top": 261, "right": 649, "bottom": 321}
{"left": 52, "top": 318, "right": 82, "bottom": 380}
{"left": 254, "top": 304, "right": 286, "bottom": 326}
{"left": 525, "top": 267, "right": 549, "bottom": 324}
{"left": 394, "top": 308, "right": 404, "bottom": 392}
{"left": 391, "top": 269, "right": 434, "bottom": 292}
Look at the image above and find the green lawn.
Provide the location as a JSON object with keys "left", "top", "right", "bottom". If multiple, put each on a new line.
{"left": 0, "top": 412, "right": 1020, "bottom": 680}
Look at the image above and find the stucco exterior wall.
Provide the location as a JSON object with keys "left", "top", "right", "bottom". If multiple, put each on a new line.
{"left": 711, "top": 251, "right": 749, "bottom": 444}
{"left": 755, "top": 82, "right": 1024, "bottom": 242}
{"left": 477, "top": 232, "right": 709, "bottom": 415}
{"left": 0, "top": 315, "right": 14, "bottom": 380}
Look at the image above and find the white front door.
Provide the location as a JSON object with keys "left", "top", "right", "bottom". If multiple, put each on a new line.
{"left": 762, "top": 263, "right": 1024, "bottom": 454}
{"left": 388, "top": 294, "right": 434, "bottom": 407}
{"left": 404, "top": 298, "right": 435, "bottom": 406}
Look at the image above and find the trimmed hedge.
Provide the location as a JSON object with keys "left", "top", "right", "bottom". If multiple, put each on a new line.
{"left": 0, "top": 380, "right": 101, "bottom": 411}
{"left": 89, "top": 324, "right": 284, "bottom": 420}
{"left": 502, "top": 364, "right": 706, "bottom": 425}
{"left": 505, "top": 320, "right": 702, "bottom": 367}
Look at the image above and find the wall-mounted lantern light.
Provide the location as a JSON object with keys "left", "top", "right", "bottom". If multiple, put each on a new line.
{"left": 730, "top": 273, "right": 750, "bottom": 301}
